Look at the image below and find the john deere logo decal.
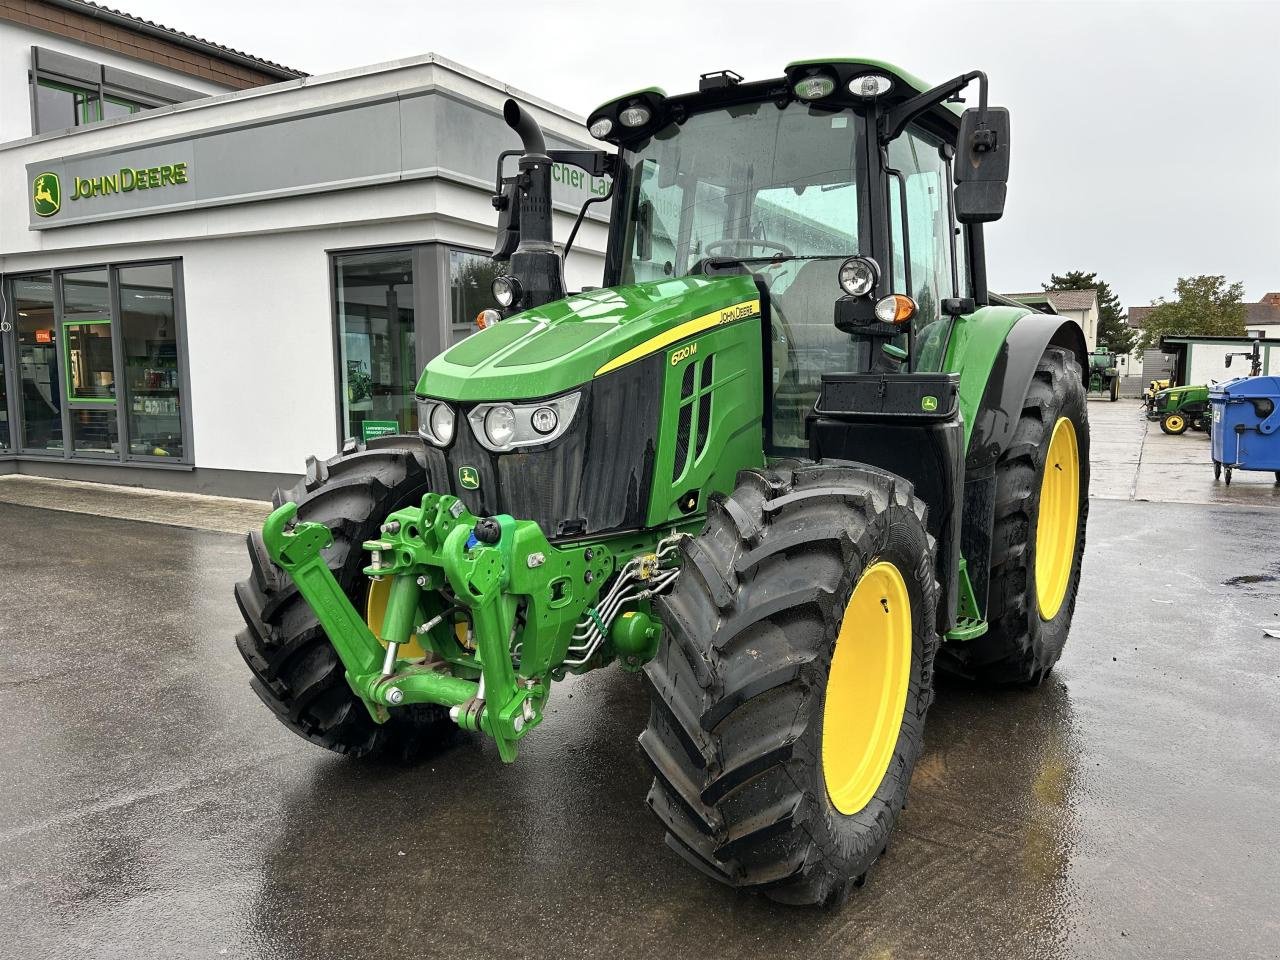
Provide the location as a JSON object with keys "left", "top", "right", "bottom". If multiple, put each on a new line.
{"left": 921, "top": 395, "right": 939, "bottom": 412}
{"left": 458, "top": 466, "right": 480, "bottom": 490}
{"left": 33, "top": 172, "right": 60, "bottom": 217}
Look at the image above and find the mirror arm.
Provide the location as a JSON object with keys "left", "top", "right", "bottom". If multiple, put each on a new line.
{"left": 547, "top": 149, "right": 618, "bottom": 179}
{"left": 879, "top": 70, "right": 988, "bottom": 144}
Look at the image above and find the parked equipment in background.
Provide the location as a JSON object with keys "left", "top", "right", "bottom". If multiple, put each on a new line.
{"left": 1147, "top": 382, "right": 1211, "bottom": 435}
{"left": 1087, "top": 345, "right": 1120, "bottom": 401}
{"left": 1143, "top": 377, "right": 1170, "bottom": 405}
{"left": 233, "top": 59, "right": 1091, "bottom": 906}
{"left": 1210, "top": 374, "right": 1280, "bottom": 485}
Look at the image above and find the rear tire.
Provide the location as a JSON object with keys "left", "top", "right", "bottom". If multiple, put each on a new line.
{"left": 641, "top": 463, "right": 939, "bottom": 905}
{"left": 1109, "top": 377, "right": 1119, "bottom": 402}
{"left": 233, "top": 437, "right": 453, "bottom": 759}
{"left": 959, "top": 347, "right": 1089, "bottom": 685}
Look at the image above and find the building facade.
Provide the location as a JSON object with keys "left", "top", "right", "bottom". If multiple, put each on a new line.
{"left": 0, "top": 3, "right": 608, "bottom": 497}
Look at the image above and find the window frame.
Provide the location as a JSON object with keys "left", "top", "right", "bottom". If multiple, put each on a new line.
{"left": 29, "top": 51, "right": 173, "bottom": 136}
{"left": 0, "top": 259, "right": 192, "bottom": 466}
{"left": 326, "top": 241, "right": 509, "bottom": 448}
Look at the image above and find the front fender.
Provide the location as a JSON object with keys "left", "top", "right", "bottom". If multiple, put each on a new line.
{"left": 946, "top": 307, "right": 1087, "bottom": 472}
{"left": 944, "top": 306, "right": 1087, "bottom": 619}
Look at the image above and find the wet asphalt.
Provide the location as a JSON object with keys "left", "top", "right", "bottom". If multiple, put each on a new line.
{"left": 1, "top": 402, "right": 1278, "bottom": 960}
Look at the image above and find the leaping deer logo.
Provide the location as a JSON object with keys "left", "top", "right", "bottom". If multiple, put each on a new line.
{"left": 32, "top": 172, "right": 60, "bottom": 217}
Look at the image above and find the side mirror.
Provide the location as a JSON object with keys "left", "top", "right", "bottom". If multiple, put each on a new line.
{"left": 953, "top": 106, "right": 1010, "bottom": 223}
{"left": 635, "top": 199, "right": 654, "bottom": 261}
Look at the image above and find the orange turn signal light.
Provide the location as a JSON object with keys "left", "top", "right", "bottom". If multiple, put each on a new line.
{"left": 476, "top": 308, "right": 502, "bottom": 330}
{"left": 874, "top": 294, "right": 917, "bottom": 325}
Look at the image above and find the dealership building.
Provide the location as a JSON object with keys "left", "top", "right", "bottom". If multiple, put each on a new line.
{"left": 0, "top": 0, "right": 609, "bottom": 497}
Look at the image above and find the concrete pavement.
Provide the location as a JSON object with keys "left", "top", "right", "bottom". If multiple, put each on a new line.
{"left": 0, "top": 407, "right": 1277, "bottom": 960}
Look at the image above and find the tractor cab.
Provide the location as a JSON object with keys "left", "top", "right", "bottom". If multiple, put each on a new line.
{"left": 503, "top": 60, "right": 1010, "bottom": 448}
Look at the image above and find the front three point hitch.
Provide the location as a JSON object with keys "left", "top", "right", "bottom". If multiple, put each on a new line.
{"left": 260, "top": 493, "right": 672, "bottom": 762}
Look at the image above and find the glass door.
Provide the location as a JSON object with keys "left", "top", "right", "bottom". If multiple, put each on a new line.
{"left": 60, "top": 268, "right": 119, "bottom": 456}
{"left": 334, "top": 250, "right": 417, "bottom": 441}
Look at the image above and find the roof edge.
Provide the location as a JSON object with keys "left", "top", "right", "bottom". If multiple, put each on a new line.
{"left": 39, "top": 0, "right": 307, "bottom": 79}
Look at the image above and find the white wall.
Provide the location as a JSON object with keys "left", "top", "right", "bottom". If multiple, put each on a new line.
{"left": 0, "top": 19, "right": 232, "bottom": 145}
{"left": 1188, "top": 341, "right": 1277, "bottom": 386}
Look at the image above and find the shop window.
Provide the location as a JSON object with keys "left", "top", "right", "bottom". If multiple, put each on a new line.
{"left": 448, "top": 248, "right": 506, "bottom": 331}
{"left": 61, "top": 270, "right": 115, "bottom": 402}
{"left": 70, "top": 408, "right": 119, "bottom": 455}
{"left": 334, "top": 250, "right": 417, "bottom": 442}
{"left": 118, "top": 264, "right": 184, "bottom": 459}
{"left": 12, "top": 275, "right": 62, "bottom": 453}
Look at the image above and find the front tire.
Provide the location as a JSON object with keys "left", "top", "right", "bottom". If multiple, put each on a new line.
{"left": 1161, "top": 413, "right": 1188, "bottom": 435}
{"left": 641, "top": 463, "right": 939, "bottom": 905}
{"left": 960, "top": 347, "right": 1089, "bottom": 684}
{"left": 233, "top": 437, "right": 452, "bottom": 759}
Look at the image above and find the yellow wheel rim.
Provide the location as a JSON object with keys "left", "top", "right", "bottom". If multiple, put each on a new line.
{"left": 365, "top": 577, "right": 428, "bottom": 660}
{"left": 1166, "top": 415, "right": 1185, "bottom": 432}
{"left": 1034, "top": 417, "right": 1080, "bottom": 621}
{"left": 822, "top": 561, "right": 913, "bottom": 816}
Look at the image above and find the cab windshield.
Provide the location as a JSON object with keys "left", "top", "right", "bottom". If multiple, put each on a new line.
{"left": 617, "top": 101, "right": 865, "bottom": 280}
{"left": 615, "top": 100, "right": 869, "bottom": 449}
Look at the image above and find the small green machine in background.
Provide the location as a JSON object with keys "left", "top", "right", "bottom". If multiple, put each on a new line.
{"left": 1088, "top": 345, "right": 1121, "bottom": 401}
{"left": 1147, "top": 383, "right": 1211, "bottom": 435}
{"left": 234, "top": 59, "right": 1091, "bottom": 906}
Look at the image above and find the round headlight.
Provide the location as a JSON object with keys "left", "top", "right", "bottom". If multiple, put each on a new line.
{"left": 849, "top": 74, "right": 893, "bottom": 99}
{"left": 793, "top": 75, "right": 835, "bottom": 101}
{"left": 619, "top": 105, "right": 651, "bottom": 127}
{"left": 485, "top": 405, "right": 517, "bottom": 447}
{"left": 588, "top": 117, "right": 614, "bottom": 139}
{"left": 531, "top": 406, "right": 558, "bottom": 435}
{"left": 429, "top": 403, "right": 455, "bottom": 445}
{"left": 491, "top": 275, "right": 521, "bottom": 308}
{"left": 838, "top": 257, "right": 880, "bottom": 297}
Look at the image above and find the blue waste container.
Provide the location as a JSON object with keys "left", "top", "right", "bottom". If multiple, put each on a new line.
{"left": 1209, "top": 375, "right": 1280, "bottom": 485}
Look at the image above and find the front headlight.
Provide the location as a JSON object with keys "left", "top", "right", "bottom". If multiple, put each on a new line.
{"left": 484, "top": 405, "right": 517, "bottom": 447}
{"left": 466, "top": 391, "right": 582, "bottom": 452}
{"left": 417, "top": 399, "right": 455, "bottom": 446}
{"left": 838, "top": 257, "right": 879, "bottom": 297}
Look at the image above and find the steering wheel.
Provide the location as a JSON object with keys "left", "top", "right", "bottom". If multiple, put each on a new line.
{"left": 703, "top": 238, "right": 795, "bottom": 258}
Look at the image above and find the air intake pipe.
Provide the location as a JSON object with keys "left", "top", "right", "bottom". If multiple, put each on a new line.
{"left": 502, "top": 99, "right": 564, "bottom": 310}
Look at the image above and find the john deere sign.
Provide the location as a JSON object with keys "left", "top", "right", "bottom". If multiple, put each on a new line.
{"left": 32, "top": 163, "right": 190, "bottom": 218}
{"left": 32, "top": 172, "right": 60, "bottom": 217}
{"left": 26, "top": 90, "right": 607, "bottom": 230}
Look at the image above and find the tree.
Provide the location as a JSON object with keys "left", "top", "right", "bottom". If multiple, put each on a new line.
{"left": 1044, "top": 270, "right": 1135, "bottom": 355}
{"left": 1136, "top": 275, "right": 1246, "bottom": 351}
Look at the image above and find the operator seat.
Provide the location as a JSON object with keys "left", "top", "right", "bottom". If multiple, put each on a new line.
{"left": 768, "top": 259, "right": 857, "bottom": 446}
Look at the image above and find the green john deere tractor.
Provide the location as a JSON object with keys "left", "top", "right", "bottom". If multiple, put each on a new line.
{"left": 234, "top": 59, "right": 1090, "bottom": 906}
{"left": 1146, "top": 383, "right": 1210, "bottom": 435}
{"left": 1087, "top": 345, "right": 1120, "bottom": 401}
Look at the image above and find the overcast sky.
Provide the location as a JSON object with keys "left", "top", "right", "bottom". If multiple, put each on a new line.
{"left": 117, "top": 0, "right": 1280, "bottom": 311}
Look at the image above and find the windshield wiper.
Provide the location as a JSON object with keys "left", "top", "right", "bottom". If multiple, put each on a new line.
{"left": 703, "top": 253, "right": 851, "bottom": 270}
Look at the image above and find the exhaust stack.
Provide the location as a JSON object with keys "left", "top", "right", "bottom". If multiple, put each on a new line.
{"left": 501, "top": 99, "right": 564, "bottom": 310}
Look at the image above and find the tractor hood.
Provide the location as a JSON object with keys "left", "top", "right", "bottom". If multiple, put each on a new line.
{"left": 417, "top": 275, "right": 761, "bottom": 402}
